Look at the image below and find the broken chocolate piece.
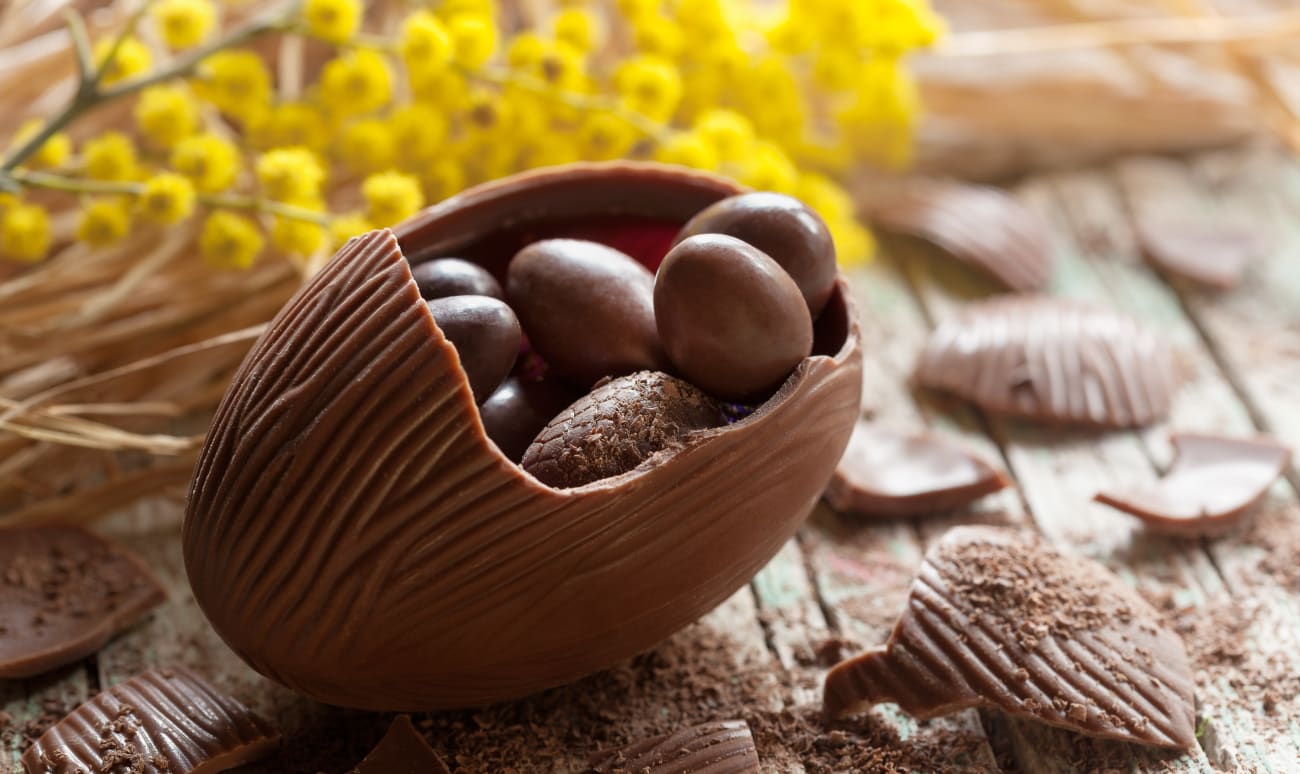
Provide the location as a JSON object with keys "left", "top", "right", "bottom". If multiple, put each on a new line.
{"left": 869, "top": 181, "right": 1052, "bottom": 292}
{"left": 823, "top": 422, "right": 1008, "bottom": 517}
{"left": 588, "top": 720, "right": 760, "bottom": 773}
{"left": 1134, "top": 218, "right": 1264, "bottom": 289}
{"left": 0, "top": 526, "right": 165, "bottom": 679}
{"left": 914, "top": 296, "right": 1181, "bottom": 428}
{"left": 1095, "top": 432, "right": 1291, "bottom": 535}
{"left": 349, "top": 715, "right": 450, "bottom": 774}
{"left": 823, "top": 526, "right": 1196, "bottom": 750}
{"left": 22, "top": 667, "right": 280, "bottom": 773}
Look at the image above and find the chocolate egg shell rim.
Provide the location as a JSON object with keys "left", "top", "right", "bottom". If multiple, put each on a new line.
{"left": 389, "top": 162, "right": 859, "bottom": 494}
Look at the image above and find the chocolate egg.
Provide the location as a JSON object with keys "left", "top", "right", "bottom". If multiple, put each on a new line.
{"left": 522, "top": 371, "right": 722, "bottom": 488}
{"left": 410, "top": 257, "right": 503, "bottom": 300}
{"left": 507, "top": 239, "right": 666, "bottom": 389}
{"left": 426, "top": 296, "right": 520, "bottom": 402}
{"left": 677, "top": 192, "right": 837, "bottom": 317}
{"left": 184, "top": 163, "right": 862, "bottom": 711}
{"left": 479, "top": 375, "right": 580, "bottom": 462}
{"left": 655, "top": 234, "right": 813, "bottom": 401}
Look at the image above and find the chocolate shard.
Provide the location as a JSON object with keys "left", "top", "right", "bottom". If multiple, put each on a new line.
{"left": 349, "top": 715, "right": 450, "bottom": 774}
{"left": 22, "top": 667, "right": 280, "bottom": 773}
{"left": 1134, "top": 218, "right": 1265, "bottom": 289}
{"left": 823, "top": 526, "right": 1197, "bottom": 750}
{"left": 1095, "top": 432, "right": 1291, "bottom": 535}
{"left": 824, "top": 421, "right": 1008, "bottom": 518}
{"left": 868, "top": 181, "right": 1052, "bottom": 292}
{"left": 0, "top": 526, "right": 165, "bottom": 679}
{"left": 588, "top": 720, "right": 760, "bottom": 774}
{"left": 914, "top": 296, "right": 1181, "bottom": 428}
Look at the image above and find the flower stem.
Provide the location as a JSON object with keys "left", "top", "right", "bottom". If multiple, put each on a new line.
{"left": 0, "top": 8, "right": 293, "bottom": 173}
{"left": 468, "top": 65, "right": 673, "bottom": 143}
{"left": 9, "top": 170, "right": 332, "bottom": 225}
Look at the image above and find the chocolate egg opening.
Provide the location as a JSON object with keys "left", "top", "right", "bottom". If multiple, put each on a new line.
{"left": 184, "top": 163, "right": 862, "bottom": 711}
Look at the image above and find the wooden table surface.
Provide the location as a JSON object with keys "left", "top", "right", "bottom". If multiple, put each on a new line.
{"left": 5, "top": 146, "right": 1300, "bottom": 773}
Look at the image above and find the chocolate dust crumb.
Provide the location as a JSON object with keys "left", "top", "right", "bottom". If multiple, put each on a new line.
{"left": 1242, "top": 503, "right": 1300, "bottom": 589}
{"left": 942, "top": 535, "right": 1132, "bottom": 652}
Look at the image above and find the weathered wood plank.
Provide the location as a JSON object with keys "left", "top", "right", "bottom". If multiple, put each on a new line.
{"left": 793, "top": 261, "right": 1009, "bottom": 771}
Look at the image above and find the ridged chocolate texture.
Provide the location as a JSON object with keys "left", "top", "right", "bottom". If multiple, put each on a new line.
{"left": 588, "top": 720, "right": 760, "bottom": 773}
{"left": 914, "top": 296, "right": 1181, "bottom": 428}
{"left": 0, "top": 526, "right": 165, "bottom": 679}
{"left": 184, "top": 163, "right": 863, "bottom": 710}
{"left": 22, "top": 667, "right": 279, "bottom": 773}
{"left": 823, "top": 526, "right": 1197, "bottom": 750}
{"left": 823, "top": 421, "right": 1008, "bottom": 518}
{"left": 869, "top": 181, "right": 1052, "bottom": 292}
{"left": 1095, "top": 432, "right": 1291, "bottom": 535}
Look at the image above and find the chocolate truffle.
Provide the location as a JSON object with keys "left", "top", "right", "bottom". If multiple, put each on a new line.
{"left": 677, "top": 192, "right": 837, "bottom": 316}
{"left": 655, "top": 234, "right": 813, "bottom": 401}
{"left": 479, "top": 374, "right": 581, "bottom": 462}
{"left": 823, "top": 526, "right": 1196, "bottom": 750}
{"left": 507, "top": 239, "right": 667, "bottom": 389}
{"left": 522, "top": 371, "right": 722, "bottom": 488}
{"left": 410, "top": 257, "right": 504, "bottom": 300}
{"left": 426, "top": 295, "right": 520, "bottom": 402}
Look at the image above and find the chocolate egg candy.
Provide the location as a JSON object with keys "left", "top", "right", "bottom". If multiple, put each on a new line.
{"left": 655, "top": 234, "right": 813, "bottom": 401}
{"left": 479, "top": 375, "right": 580, "bottom": 462}
{"left": 411, "top": 257, "right": 503, "bottom": 300}
{"left": 522, "top": 371, "right": 722, "bottom": 488}
{"left": 507, "top": 239, "right": 667, "bottom": 388}
{"left": 185, "top": 166, "right": 864, "bottom": 713}
{"left": 426, "top": 295, "right": 520, "bottom": 401}
{"left": 677, "top": 192, "right": 837, "bottom": 317}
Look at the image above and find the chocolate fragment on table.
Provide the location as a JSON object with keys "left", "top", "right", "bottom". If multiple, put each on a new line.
{"left": 22, "top": 667, "right": 280, "bottom": 773}
{"left": 1133, "top": 218, "right": 1265, "bottom": 289}
{"left": 588, "top": 719, "right": 760, "bottom": 774}
{"left": 0, "top": 526, "right": 165, "bottom": 679}
{"left": 914, "top": 296, "right": 1181, "bottom": 428}
{"left": 1095, "top": 432, "right": 1291, "bottom": 535}
{"left": 348, "top": 715, "right": 450, "bottom": 774}
{"left": 824, "top": 421, "right": 1008, "bottom": 518}
{"left": 823, "top": 526, "right": 1197, "bottom": 750}
{"left": 868, "top": 181, "right": 1052, "bottom": 292}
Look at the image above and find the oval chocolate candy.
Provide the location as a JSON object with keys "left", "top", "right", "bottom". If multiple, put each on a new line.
{"left": 677, "top": 192, "right": 837, "bottom": 317}
{"left": 426, "top": 295, "right": 520, "bottom": 402}
{"left": 655, "top": 233, "right": 813, "bottom": 401}
{"left": 507, "top": 239, "right": 667, "bottom": 389}
{"left": 410, "top": 257, "right": 503, "bottom": 301}
{"left": 479, "top": 374, "right": 580, "bottom": 462}
{"left": 522, "top": 371, "right": 722, "bottom": 488}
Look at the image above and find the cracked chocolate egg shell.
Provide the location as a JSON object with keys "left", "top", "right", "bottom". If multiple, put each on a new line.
{"left": 183, "top": 163, "right": 862, "bottom": 710}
